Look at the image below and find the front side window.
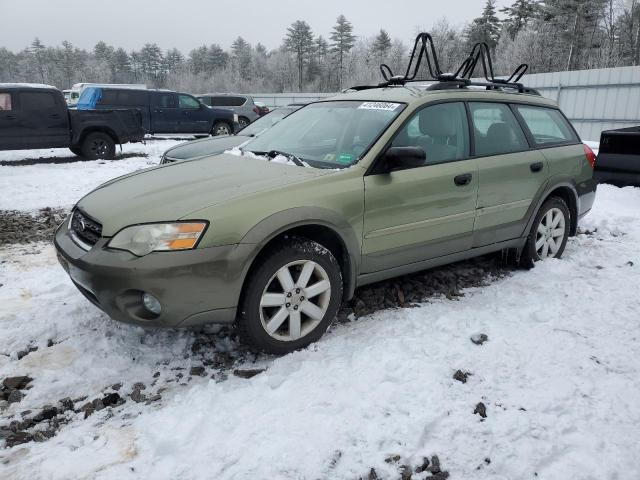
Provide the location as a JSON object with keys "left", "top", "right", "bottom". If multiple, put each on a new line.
{"left": 392, "top": 102, "right": 469, "bottom": 166}
{"left": 515, "top": 105, "right": 577, "bottom": 145}
{"left": 179, "top": 95, "right": 200, "bottom": 109}
{"left": 243, "top": 101, "right": 405, "bottom": 168}
{"left": 19, "top": 92, "right": 56, "bottom": 110}
{"left": 469, "top": 102, "right": 528, "bottom": 156}
{"left": 0, "top": 93, "right": 11, "bottom": 111}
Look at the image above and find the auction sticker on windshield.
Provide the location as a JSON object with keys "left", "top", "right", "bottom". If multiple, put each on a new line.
{"left": 358, "top": 102, "right": 401, "bottom": 111}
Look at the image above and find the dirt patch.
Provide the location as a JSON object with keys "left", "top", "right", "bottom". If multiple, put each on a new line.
{"left": 0, "top": 152, "right": 147, "bottom": 167}
{"left": 0, "top": 208, "right": 68, "bottom": 246}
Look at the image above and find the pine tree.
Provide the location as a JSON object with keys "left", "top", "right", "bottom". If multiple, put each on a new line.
{"left": 231, "top": 36, "right": 252, "bottom": 79}
{"left": 30, "top": 38, "right": 47, "bottom": 83}
{"left": 283, "top": 20, "right": 315, "bottom": 91}
{"left": 330, "top": 14, "right": 356, "bottom": 89}
{"left": 465, "top": 0, "right": 502, "bottom": 50}
{"left": 60, "top": 40, "right": 82, "bottom": 88}
{"left": 372, "top": 29, "right": 392, "bottom": 57}
{"left": 501, "top": 0, "right": 540, "bottom": 39}
{"left": 164, "top": 48, "right": 184, "bottom": 73}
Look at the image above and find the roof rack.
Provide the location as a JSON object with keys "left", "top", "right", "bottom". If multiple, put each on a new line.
{"left": 346, "top": 33, "right": 539, "bottom": 96}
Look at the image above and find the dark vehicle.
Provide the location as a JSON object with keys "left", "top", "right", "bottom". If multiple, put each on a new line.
{"left": 78, "top": 87, "right": 237, "bottom": 136}
{"left": 160, "top": 105, "right": 304, "bottom": 164}
{"left": 0, "top": 83, "right": 144, "bottom": 159}
{"left": 594, "top": 126, "right": 640, "bottom": 186}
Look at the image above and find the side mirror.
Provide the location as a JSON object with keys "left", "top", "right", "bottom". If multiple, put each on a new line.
{"left": 384, "top": 146, "right": 426, "bottom": 172}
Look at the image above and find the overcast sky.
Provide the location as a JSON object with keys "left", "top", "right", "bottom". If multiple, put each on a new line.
{"left": 3, "top": 0, "right": 512, "bottom": 53}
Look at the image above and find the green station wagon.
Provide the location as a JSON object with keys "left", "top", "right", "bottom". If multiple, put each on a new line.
{"left": 55, "top": 69, "right": 597, "bottom": 353}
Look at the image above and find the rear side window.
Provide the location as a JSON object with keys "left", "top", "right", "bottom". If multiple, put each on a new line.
{"left": 18, "top": 91, "right": 57, "bottom": 110}
{"left": 469, "top": 102, "right": 528, "bottom": 156}
{"left": 99, "top": 90, "right": 118, "bottom": 104}
{"left": 515, "top": 106, "right": 577, "bottom": 145}
{"left": 210, "top": 96, "right": 246, "bottom": 107}
{"left": 153, "top": 93, "right": 177, "bottom": 108}
{"left": 0, "top": 93, "right": 11, "bottom": 111}
{"left": 116, "top": 90, "right": 147, "bottom": 106}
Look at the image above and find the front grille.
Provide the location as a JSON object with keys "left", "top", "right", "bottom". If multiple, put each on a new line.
{"left": 70, "top": 209, "right": 102, "bottom": 248}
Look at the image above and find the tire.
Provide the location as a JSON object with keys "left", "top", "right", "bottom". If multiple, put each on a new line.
{"left": 238, "top": 238, "right": 343, "bottom": 354}
{"left": 69, "top": 146, "right": 83, "bottom": 157}
{"left": 238, "top": 117, "right": 250, "bottom": 129}
{"left": 211, "top": 121, "right": 231, "bottom": 136}
{"left": 521, "top": 197, "right": 570, "bottom": 267}
{"left": 81, "top": 132, "right": 116, "bottom": 160}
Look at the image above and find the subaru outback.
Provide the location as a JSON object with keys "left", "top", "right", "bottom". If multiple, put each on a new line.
{"left": 54, "top": 68, "right": 596, "bottom": 355}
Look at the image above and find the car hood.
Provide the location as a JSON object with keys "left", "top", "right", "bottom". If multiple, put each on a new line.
{"left": 77, "top": 154, "right": 331, "bottom": 236}
{"left": 164, "top": 135, "right": 249, "bottom": 161}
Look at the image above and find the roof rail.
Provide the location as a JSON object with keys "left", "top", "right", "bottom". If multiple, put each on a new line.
{"left": 346, "top": 33, "right": 539, "bottom": 95}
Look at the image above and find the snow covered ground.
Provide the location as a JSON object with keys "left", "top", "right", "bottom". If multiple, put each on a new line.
{"left": 1, "top": 141, "right": 640, "bottom": 479}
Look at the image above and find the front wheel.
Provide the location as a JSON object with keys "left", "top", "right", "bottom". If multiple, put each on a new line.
{"left": 238, "top": 238, "right": 343, "bottom": 354}
{"left": 81, "top": 132, "right": 116, "bottom": 160}
{"left": 211, "top": 121, "right": 231, "bottom": 136}
{"left": 521, "top": 197, "right": 570, "bottom": 267}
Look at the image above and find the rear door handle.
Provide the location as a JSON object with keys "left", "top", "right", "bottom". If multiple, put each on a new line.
{"left": 6, "top": 115, "right": 16, "bottom": 120}
{"left": 530, "top": 162, "right": 543, "bottom": 172}
{"left": 48, "top": 114, "right": 60, "bottom": 118}
{"left": 454, "top": 173, "right": 473, "bottom": 186}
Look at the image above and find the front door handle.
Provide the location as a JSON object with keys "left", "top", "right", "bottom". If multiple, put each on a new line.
{"left": 530, "top": 162, "right": 543, "bottom": 172}
{"left": 454, "top": 173, "right": 473, "bottom": 186}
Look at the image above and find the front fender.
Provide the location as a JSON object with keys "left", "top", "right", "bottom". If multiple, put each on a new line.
{"left": 239, "top": 207, "right": 361, "bottom": 300}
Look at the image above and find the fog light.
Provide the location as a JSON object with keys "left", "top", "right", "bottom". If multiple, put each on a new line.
{"left": 142, "top": 293, "right": 162, "bottom": 315}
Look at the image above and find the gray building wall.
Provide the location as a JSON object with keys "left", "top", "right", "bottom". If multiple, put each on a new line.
{"left": 253, "top": 65, "right": 640, "bottom": 142}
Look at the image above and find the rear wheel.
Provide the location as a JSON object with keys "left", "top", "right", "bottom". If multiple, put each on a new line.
{"left": 521, "top": 197, "right": 570, "bottom": 267}
{"left": 212, "top": 121, "right": 231, "bottom": 136}
{"left": 238, "top": 238, "right": 343, "bottom": 354}
{"left": 238, "top": 117, "right": 250, "bottom": 129}
{"left": 81, "top": 132, "right": 116, "bottom": 160}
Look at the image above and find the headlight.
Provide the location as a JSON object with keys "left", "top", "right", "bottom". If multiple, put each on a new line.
{"left": 108, "top": 222, "right": 208, "bottom": 256}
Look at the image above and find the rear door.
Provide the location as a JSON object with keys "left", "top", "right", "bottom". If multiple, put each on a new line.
{"left": 0, "top": 90, "right": 20, "bottom": 149}
{"left": 16, "top": 89, "right": 69, "bottom": 148}
{"left": 362, "top": 101, "right": 479, "bottom": 272}
{"left": 150, "top": 92, "right": 179, "bottom": 134}
{"left": 470, "top": 101, "right": 549, "bottom": 246}
{"left": 177, "top": 94, "right": 210, "bottom": 133}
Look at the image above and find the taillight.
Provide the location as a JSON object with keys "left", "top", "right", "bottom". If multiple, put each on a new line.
{"left": 583, "top": 144, "right": 596, "bottom": 169}
{"left": 253, "top": 107, "right": 260, "bottom": 115}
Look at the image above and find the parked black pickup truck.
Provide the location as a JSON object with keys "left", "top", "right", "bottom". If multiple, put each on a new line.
{"left": 0, "top": 83, "right": 144, "bottom": 159}
{"left": 594, "top": 126, "right": 640, "bottom": 187}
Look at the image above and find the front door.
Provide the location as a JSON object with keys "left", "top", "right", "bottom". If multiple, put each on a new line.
{"left": 0, "top": 91, "right": 20, "bottom": 149}
{"left": 468, "top": 102, "right": 549, "bottom": 246}
{"left": 177, "top": 94, "right": 210, "bottom": 133}
{"left": 362, "top": 102, "right": 479, "bottom": 273}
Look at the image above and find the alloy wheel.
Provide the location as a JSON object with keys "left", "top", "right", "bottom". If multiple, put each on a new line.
{"left": 535, "top": 207, "right": 566, "bottom": 259}
{"left": 259, "top": 260, "right": 331, "bottom": 341}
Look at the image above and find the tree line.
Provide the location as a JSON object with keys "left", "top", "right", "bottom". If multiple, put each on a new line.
{"left": 1, "top": 0, "right": 639, "bottom": 94}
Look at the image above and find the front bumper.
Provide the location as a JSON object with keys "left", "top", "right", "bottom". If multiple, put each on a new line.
{"left": 54, "top": 218, "right": 254, "bottom": 328}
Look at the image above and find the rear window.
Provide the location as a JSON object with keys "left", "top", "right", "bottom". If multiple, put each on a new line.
{"left": 515, "top": 106, "right": 577, "bottom": 145}
{"left": 19, "top": 91, "right": 57, "bottom": 110}
{"left": 0, "top": 93, "right": 11, "bottom": 111}
{"left": 209, "top": 96, "right": 246, "bottom": 107}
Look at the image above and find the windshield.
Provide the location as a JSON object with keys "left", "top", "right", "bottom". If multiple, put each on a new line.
{"left": 242, "top": 100, "right": 405, "bottom": 168}
{"left": 238, "top": 107, "right": 296, "bottom": 137}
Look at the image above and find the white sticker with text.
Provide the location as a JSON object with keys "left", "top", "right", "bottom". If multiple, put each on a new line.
{"left": 358, "top": 102, "right": 401, "bottom": 111}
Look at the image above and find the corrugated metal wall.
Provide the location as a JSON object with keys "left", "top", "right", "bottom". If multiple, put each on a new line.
{"left": 516, "top": 66, "right": 640, "bottom": 141}
{"left": 254, "top": 66, "right": 640, "bottom": 142}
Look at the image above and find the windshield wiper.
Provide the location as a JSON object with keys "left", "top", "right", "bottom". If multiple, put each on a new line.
{"left": 246, "top": 149, "right": 307, "bottom": 167}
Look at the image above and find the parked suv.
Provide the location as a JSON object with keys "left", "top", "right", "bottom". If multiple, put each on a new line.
{"left": 196, "top": 94, "right": 259, "bottom": 129}
{"left": 55, "top": 84, "right": 596, "bottom": 354}
{"left": 0, "top": 83, "right": 144, "bottom": 159}
{"left": 77, "top": 87, "right": 236, "bottom": 136}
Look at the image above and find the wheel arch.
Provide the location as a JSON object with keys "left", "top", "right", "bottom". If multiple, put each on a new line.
{"left": 239, "top": 208, "right": 360, "bottom": 303}
{"left": 525, "top": 180, "right": 579, "bottom": 239}
{"left": 74, "top": 127, "right": 118, "bottom": 148}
